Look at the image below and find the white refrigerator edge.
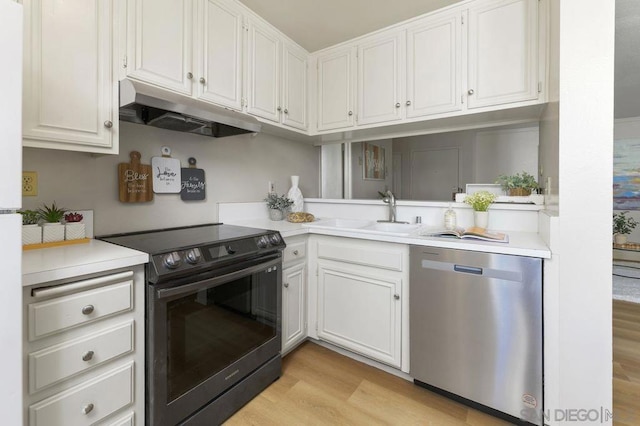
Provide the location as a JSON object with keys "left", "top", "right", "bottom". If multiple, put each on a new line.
{"left": 0, "top": 0, "right": 24, "bottom": 424}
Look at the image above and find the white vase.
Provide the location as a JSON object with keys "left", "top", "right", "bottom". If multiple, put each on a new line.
{"left": 614, "top": 233, "right": 628, "bottom": 245}
{"left": 269, "top": 209, "right": 284, "bottom": 221}
{"left": 474, "top": 211, "right": 489, "bottom": 228}
{"left": 287, "top": 175, "right": 304, "bottom": 213}
{"left": 22, "top": 224, "right": 42, "bottom": 245}
{"left": 65, "top": 222, "right": 86, "bottom": 240}
{"left": 42, "top": 222, "right": 65, "bottom": 243}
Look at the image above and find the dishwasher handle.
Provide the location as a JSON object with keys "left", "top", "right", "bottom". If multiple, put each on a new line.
{"left": 453, "top": 264, "right": 483, "bottom": 275}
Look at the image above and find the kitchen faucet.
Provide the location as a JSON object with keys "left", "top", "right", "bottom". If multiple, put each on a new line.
{"left": 378, "top": 190, "right": 408, "bottom": 223}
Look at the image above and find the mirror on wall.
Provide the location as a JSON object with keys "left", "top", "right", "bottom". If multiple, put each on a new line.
{"left": 320, "top": 124, "right": 540, "bottom": 201}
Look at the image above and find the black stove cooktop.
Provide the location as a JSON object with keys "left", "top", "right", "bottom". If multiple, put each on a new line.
{"left": 98, "top": 223, "right": 285, "bottom": 283}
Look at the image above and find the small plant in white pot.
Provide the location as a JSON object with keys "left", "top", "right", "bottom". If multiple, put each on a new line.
{"left": 464, "top": 191, "right": 497, "bottom": 228}
{"left": 20, "top": 210, "right": 41, "bottom": 245}
{"left": 37, "top": 202, "right": 66, "bottom": 243}
{"left": 64, "top": 212, "right": 85, "bottom": 240}
{"left": 613, "top": 211, "right": 638, "bottom": 245}
{"left": 264, "top": 193, "right": 293, "bottom": 221}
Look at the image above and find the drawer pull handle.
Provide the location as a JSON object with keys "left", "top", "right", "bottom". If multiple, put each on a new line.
{"left": 82, "top": 350, "right": 94, "bottom": 362}
{"left": 81, "top": 305, "right": 94, "bottom": 315}
{"left": 293, "top": 250, "right": 299, "bottom": 255}
{"left": 284, "top": 282, "right": 289, "bottom": 288}
{"left": 82, "top": 403, "right": 94, "bottom": 415}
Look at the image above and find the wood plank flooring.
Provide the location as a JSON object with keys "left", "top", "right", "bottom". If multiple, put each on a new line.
{"left": 226, "top": 300, "right": 640, "bottom": 425}
{"left": 225, "top": 342, "right": 513, "bottom": 425}
{"left": 613, "top": 300, "right": 640, "bottom": 426}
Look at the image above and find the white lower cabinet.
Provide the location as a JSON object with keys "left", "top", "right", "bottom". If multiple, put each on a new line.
{"left": 23, "top": 267, "right": 145, "bottom": 426}
{"left": 309, "top": 236, "right": 409, "bottom": 371}
{"left": 282, "top": 236, "right": 307, "bottom": 354}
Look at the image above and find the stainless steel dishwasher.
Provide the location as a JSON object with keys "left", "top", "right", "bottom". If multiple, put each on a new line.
{"left": 410, "top": 246, "right": 542, "bottom": 425}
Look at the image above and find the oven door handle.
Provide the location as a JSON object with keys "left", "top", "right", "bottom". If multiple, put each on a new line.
{"left": 155, "top": 256, "right": 281, "bottom": 300}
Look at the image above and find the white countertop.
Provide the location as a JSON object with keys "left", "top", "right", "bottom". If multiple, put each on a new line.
{"left": 23, "top": 239, "right": 149, "bottom": 287}
{"left": 224, "top": 218, "right": 551, "bottom": 259}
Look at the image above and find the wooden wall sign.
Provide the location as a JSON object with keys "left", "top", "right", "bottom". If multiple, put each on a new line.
{"left": 118, "top": 151, "right": 153, "bottom": 203}
{"left": 152, "top": 146, "right": 181, "bottom": 193}
{"left": 181, "top": 157, "right": 206, "bottom": 201}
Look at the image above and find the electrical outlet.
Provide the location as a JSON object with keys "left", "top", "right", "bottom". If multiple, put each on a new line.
{"left": 22, "top": 171, "right": 38, "bottom": 196}
{"left": 268, "top": 181, "right": 275, "bottom": 193}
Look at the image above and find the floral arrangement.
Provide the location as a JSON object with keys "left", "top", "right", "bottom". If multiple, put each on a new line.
{"left": 613, "top": 211, "right": 638, "bottom": 235}
{"left": 264, "top": 193, "right": 293, "bottom": 211}
{"left": 64, "top": 212, "right": 84, "bottom": 223}
{"left": 464, "top": 191, "right": 497, "bottom": 212}
{"left": 37, "top": 202, "right": 67, "bottom": 223}
{"left": 19, "top": 210, "right": 39, "bottom": 225}
{"left": 496, "top": 171, "right": 539, "bottom": 193}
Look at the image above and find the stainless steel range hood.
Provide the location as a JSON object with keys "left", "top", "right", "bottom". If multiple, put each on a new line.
{"left": 119, "top": 79, "right": 261, "bottom": 138}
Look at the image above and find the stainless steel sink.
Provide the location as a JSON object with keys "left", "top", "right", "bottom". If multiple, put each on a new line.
{"left": 303, "top": 218, "right": 420, "bottom": 236}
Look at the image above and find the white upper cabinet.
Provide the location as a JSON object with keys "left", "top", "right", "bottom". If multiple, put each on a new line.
{"left": 316, "top": 47, "right": 356, "bottom": 131}
{"left": 22, "top": 0, "right": 118, "bottom": 154}
{"left": 125, "top": 0, "right": 193, "bottom": 95}
{"left": 406, "top": 9, "right": 462, "bottom": 118}
{"left": 281, "top": 42, "right": 308, "bottom": 130}
{"left": 196, "top": 0, "right": 244, "bottom": 110}
{"left": 466, "top": 0, "right": 539, "bottom": 108}
{"left": 246, "top": 18, "right": 280, "bottom": 122}
{"left": 357, "top": 31, "right": 404, "bottom": 125}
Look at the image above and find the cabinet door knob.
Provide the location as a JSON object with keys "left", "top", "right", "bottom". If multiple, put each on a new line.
{"left": 103, "top": 120, "right": 113, "bottom": 129}
{"left": 406, "top": 100, "right": 411, "bottom": 106}
{"left": 348, "top": 111, "right": 353, "bottom": 116}
{"left": 284, "top": 282, "right": 289, "bottom": 288}
{"left": 395, "top": 102, "right": 401, "bottom": 108}
{"left": 292, "top": 250, "right": 299, "bottom": 255}
{"left": 468, "top": 89, "right": 475, "bottom": 95}
{"left": 81, "top": 403, "right": 94, "bottom": 415}
{"left": 393, "top": 294, "right": 400, "bottom": 300}
{"left": 81, "top": 305, "right": 94, "bottom": 315}
{"left": 284, "top": 108, "right": 288, "bottom": 114}
{"left": 199, "top": 77, "right": 206, "bottom": 84}
{"left": 277, "top": 106, "right": 282, "bottom": 112}
{"left": 187, "top": 72, "right": 193, "bottom": 79}
{"left": 82, "top": 350, "right": 94, "bottom": 362}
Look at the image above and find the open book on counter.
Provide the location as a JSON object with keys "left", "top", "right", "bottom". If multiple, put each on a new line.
{"left": 420, "top": 227, "right": 509, "bottom": 243}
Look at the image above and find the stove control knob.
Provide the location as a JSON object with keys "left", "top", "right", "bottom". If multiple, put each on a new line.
{"left": 185, "top": 248, "right": 202, "bottom": 264}
{"left": 163, "top": 251, "right": 182, "bottom": 269}
{"left": 256, "top": 236, "right": 268, "bottom": 248}
{"left": 268, "top": 233, "right": 281, "bottom": 245}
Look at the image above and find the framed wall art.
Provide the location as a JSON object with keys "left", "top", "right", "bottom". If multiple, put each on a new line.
{"left": 363, "top": 142, "right": 386, "bottom": 180}
{"left": 614, "top": 138, "right": 640, "bottom": 209}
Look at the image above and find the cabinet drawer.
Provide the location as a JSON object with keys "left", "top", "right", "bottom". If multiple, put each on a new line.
{"left": 29, "top": 281, "right": 133, "bottom": 341}
{"left": 29, "top": 321, "right": 134, "bottom": 393}
{"left": 317, "top": 240, "right": 403, "bottom": 271}
{"left": 283, "top": 241, "right": 306, "bottom": 265}
{"left": 29, "top": 362, "right": 134, "bottom": 426}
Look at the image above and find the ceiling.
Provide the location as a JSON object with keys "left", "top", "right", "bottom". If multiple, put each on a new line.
{"left": 238, "top": 0, "right": 640, "bottom": 119}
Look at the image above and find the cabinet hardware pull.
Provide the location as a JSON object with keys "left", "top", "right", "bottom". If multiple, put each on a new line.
{"left": 395, "top": 102, "right": 401, "bottom": 108}
{"left": 284, "top": 109, "right": 288, "bottom": 114}
{"left": 81, "top": 305, "right": 94, "bottom": 315}
{"left": 348, "top": 111, "right": 353, "bottom": 116}
{"left": 103, "top": 120, "right": 113, "bottom": 129}
{"left": 468, "top": 89, "right": 475, "bottom": 95}
{"left": 293, "top": 250, "right": 299, "bottom": 255}
{"left": 199, "top": 77, "right": 206, "bottom": 84}
{"left": 284, "top": 282, "right": 289, "bottom": 288}
{"left": 82, "top": 403, "right": 94, "bottom": 415}
{"left": 187, "top": 72, "right": 193, "bottom": 79}
{"left": 82, "top": 350, "right": 94, "bottom": 362}
{"left": 406, "top": 100, "right": 411, "bottom": 106}
{"left": 277, "top": 106, "right": 282, "bottom": 112}
{"left": 393, "top": 294, "right": 400, "bottom": 300}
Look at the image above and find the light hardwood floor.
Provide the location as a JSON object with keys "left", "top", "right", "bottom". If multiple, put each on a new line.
{"left": 613, "top": 300, "right": 640, "bottom": 426}
{"left": 226, "top": 342, "right": 513, "bottom": 425}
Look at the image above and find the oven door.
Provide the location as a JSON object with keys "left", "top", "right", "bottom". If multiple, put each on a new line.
{"left": 147, "top": 254, "right": 282, "bottom": 426}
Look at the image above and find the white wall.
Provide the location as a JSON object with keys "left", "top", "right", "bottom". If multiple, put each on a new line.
{"left": 613, "top": 117, "right": 640, "bottom": 241}
{"left": 22, "top": 122, "right": 320, "bottom": 235}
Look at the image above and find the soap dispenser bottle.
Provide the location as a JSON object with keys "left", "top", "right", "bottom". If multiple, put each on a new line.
{"left": 444, "top": 204, "right": 457, "bottom": 230}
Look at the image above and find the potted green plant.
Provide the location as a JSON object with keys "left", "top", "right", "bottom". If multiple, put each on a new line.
{"left": 37, "top": 202, "right": 67, "bottom": 243}
{"left": 495, "top": 171, "right": 539, "bottom": 196}
{"left": 613, "top": 211, "right": 638, "bottom": 245}
{"left": 64, "top": 211, "right": 85, "bottom": 240}
{"left": 264, "top": 193, "right": 293, "bottom": 221}
{"left": 464, "top": 191, "right": 497, "bottom": 228}
{"left": 19, "top": 210, "right": 42, "bottom": 245}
